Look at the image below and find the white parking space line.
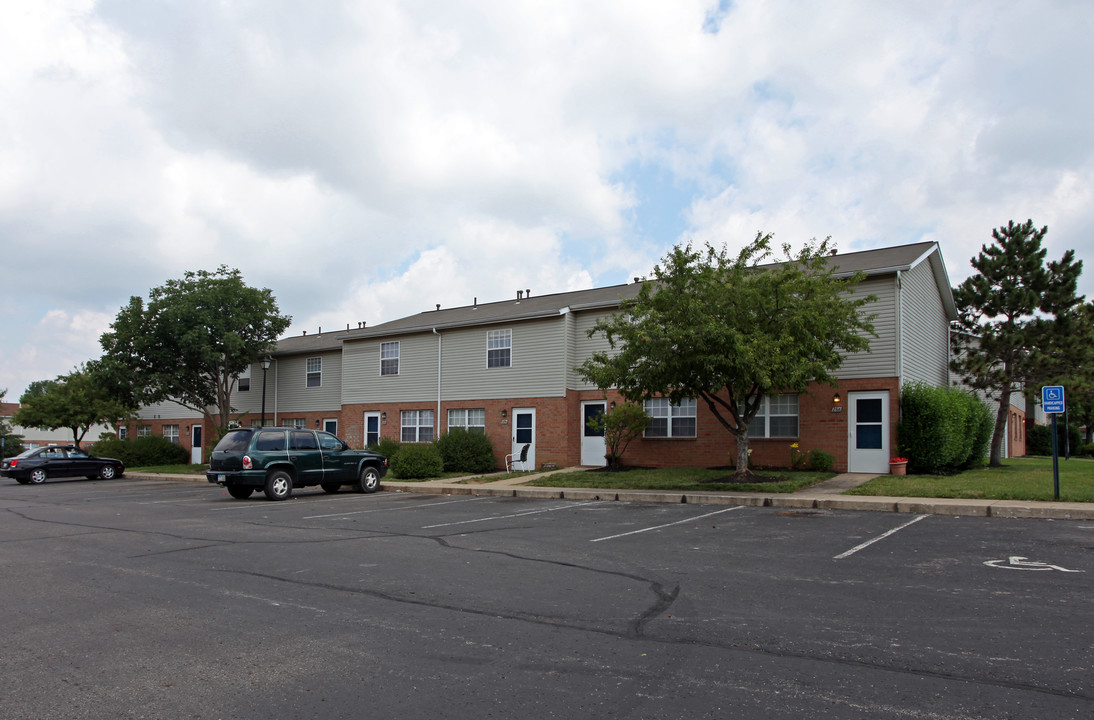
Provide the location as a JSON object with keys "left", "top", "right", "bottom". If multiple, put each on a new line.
{"left": 305, "top": 496, "right": 483, "bottom": 519}
{"left": 590, "top": 505, "right": 746, "bottom": 543}
{"left": 833, "top": 514, "right": 927, "bottom": 559}
{"left": 422, "top": 502, "right": 600, "bottom": 529}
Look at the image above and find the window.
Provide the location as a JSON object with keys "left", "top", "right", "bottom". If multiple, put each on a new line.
{"left": 138, "top": 425, "right": 152, "bottom": 437}
{"left": 289, "top": 431, "right": 318, "bottom": 450}
{"left": 487, "top": 329, "right": 512, "bottom": 368}
{"left": 163, "top": 425, "right": 180, "bottom": 444}
{"left": 448, "top": 408, "right": 486, "bottom": 434}
{"left": 401, "top": 410, "right": 434, "bottom": 443}
{"left": 282, "top": 418, "right": 306, "bottom": 429}
{"left": 118, "top": 426, "right": 128, "bottom": 440}
{"left": 381, "top": 342, "right": 400, "bottom": 376}
{"left": 238, "top": 367, "right": 251, "bottom": 392}
{"left": 751, "top": 394, "right": 799, "bottom": 438}
{"left": 644, "top": 398, "right": 697, "bottom": 438}
{"left": 306, "top": 357, "right": 322, "bottom": 387}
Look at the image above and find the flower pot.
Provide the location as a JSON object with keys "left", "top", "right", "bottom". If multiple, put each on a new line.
{"left": 889, "top": 462, "right": 907, "bottom": 476}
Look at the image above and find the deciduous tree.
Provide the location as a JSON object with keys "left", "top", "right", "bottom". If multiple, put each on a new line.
{"left": 951, "top": 220, "right": 1084, "bottom": 466}
{"left": 578, "top": 234, "right": 875, "bottom": 481}
{"left": 585, "top": 401, "right": 650, "bottom": 470}
{"left": 0, "top": 389, "right": 26, "bottom": 459}
{"left": 13, "top": 366, "right": 130, "bottom": 446}
{"left": 99, "top": 266, "right": 292, "bottom": 437}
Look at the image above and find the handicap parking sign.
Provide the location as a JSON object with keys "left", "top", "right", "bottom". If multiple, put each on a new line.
{"left": 1041, "top": 386, "right": 1066, "bottom": 414}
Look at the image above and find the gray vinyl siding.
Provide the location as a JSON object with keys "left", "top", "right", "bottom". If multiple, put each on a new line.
{"left": 270, "top": 351, "right": 342, "bottom": 411}
{"left": 568, "top": 309, "right": 619, "bottom": 390}
{"left": 834, "top": 276, "right": 898, "bottom": 379}
{"left": 441, "top": 318, "right": 567, "bottom": 400}
{"left": 900, "top": 259, "right": 951, "bottom": 386}
{"left": 342, "top": 333, "right": 441, "bottom": 404}
{"left": 136, "top": 399, "right": 203, "bottom": 420}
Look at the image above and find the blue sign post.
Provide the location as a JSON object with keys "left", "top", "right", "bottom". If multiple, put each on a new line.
{"left": 1041, "top": 386, "right": 1066, "bottom": 500}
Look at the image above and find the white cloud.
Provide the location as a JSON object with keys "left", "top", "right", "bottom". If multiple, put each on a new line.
{"left": 2, "top": 0, "right": 1092, "bottom": 400}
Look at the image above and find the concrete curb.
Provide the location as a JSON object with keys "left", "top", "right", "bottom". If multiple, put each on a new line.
{"left": 379, "top": 481, "right": 1094, "bottom": 520}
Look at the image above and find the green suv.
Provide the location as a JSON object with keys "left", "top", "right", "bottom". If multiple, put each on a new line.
{"left": 207, "top": 427, "right": 388, "bottom": 500}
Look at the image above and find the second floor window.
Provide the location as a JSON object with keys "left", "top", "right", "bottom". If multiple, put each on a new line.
{"left": 487, "top": 329, "right": 512, "bottom": 368}
{"left": 306, "top": 357, "right": 322, "bottom": 387}
{"left": 381, "top": 341, "right": 400, "bottom": 376}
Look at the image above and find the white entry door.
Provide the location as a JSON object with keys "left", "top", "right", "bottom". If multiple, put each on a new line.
{"left": 848, "top": 391, "right": 890, "bottom": 473}
{"left": 581, "top": 401, "right": 607, "bottom": 466}
{"left": 512, "top": 408, "right": 536, "bottom": 470}
{"left": 364, "top": 412, "right": 381, "bottom": 448}
{"left": 190, "top": 424, "right": 203, "bottom": 464}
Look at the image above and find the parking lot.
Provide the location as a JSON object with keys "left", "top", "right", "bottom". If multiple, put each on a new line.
{"left": 2, "top": 477, "right": 1092, "bottom": 719}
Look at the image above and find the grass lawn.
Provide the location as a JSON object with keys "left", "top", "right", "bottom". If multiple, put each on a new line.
{"left": 848, "top": 456, "right": 1094, "bottom": 502}
{"left": 527, "top": 467, "right": 834, "bottom": 493}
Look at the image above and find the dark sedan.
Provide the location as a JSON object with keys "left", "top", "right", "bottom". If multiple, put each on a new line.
{"left": 1, "top": 446, "right": 125, "bottom": 484}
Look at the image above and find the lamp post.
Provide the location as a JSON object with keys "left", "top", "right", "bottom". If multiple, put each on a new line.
{"left": 260, "top": 356, "right": 272, "bottom": 427}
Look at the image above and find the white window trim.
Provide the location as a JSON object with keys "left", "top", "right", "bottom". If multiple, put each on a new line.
{"left": 447, "top": 408, "right": 486, "bottom": 434}
{"left": 306, "top": 357, "right": 322, "bottom": 387}
{"left": 380, "top": 341, "right": 400, "bottom": 376}
{"left": 401, "top": 409, "right": 435, "bottom": 443}
{"left": 643, "top": 398, "right": 697, "bottom": 438}
{"left": 751, "top": 393, "right": 800, "bottom": 439}
{"left": 487, "top": 329, "right": 512, "bottom": 369}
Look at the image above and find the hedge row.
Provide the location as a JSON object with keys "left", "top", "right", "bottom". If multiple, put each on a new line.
{"left": 90, "top": 436, "right": 190, "bottom": 467}
{"left": 898, "top": 382, "right": 993, "bottom": 474}
{"left": 370, "top": 429, "right": 496, "bottom": 479}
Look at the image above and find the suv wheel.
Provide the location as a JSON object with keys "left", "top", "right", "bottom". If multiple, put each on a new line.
{"left": 320, "top": 482, "right": 341, "bottom": 494}
{"left": 227, "top": 485, "right": 255, "bottom": 499}
{"left": 357, "top": 466, "right": 380, "bottom": 494}
{"left": 264, "top": 470, "right": 293, "bottom": 501}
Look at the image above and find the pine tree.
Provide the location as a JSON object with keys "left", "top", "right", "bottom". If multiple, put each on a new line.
{"left": 951, "top": 220, "right": 1084, "bottom": 466}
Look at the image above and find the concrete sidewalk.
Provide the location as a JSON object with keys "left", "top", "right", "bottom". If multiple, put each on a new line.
{"left": 129, "top": 469, "right": 1094, "bottom": 520}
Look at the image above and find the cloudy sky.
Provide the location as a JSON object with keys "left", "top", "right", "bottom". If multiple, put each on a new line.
{"left": 2, "top": 0, "right": 1092, "bottom": 401}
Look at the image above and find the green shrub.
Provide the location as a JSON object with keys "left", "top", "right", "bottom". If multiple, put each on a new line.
{"left": 1027, "top": 423, "right": 1082, "bottom": 456}
{"left": 960, "top": 396, "right": 994, "bottom": 470}
{"left": 91, "top": 436, "right": 190, "bottom": 467}
{"left": 368, "top": 437, "right": 402, "bottom": 462}
{"left": 898, "top": 382, "right": 990, "bottom": 474}
{"left": 809, "top": 450, "right": 834, "bottom": 472}
{"left": 389, "top": 443, "right": 443, "bottom": 479}
{"left": 1083, "top": 443, "right": 1094, "bottom": 457}
{"left": 435, "top": 428, "right": 495, "bottom": 473}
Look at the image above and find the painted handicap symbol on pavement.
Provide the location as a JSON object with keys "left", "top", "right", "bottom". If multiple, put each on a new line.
{"left": 983, "top": 556, "right": 1083, "bottom": 573}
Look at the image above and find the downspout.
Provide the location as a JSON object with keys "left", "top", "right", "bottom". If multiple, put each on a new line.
{"left": 434, "top": 328, "right": 442, "bottom": 438}
{"left": 894, "top": 270, "right": 904, "bottom": 446}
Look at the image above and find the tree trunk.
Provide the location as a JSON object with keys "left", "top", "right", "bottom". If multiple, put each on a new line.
{"left": 731, "top": 426, "right": 761, "bottom": 482}
{"left": 989, "top": 387, "right": 1011, "bottom": 467}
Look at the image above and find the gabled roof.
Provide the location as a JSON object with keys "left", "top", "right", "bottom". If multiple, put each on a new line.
{"left": 271, "top": 240, "right": 956, "bottom": 353}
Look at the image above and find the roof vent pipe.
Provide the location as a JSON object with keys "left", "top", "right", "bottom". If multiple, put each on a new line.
{"left": 517, "top": 290, "right": 524, "bottom": 300}
{"left": 526, "top": 288, "right": 531, "bottom": 298}
{"left": 436, "top": 304, "right": 441, "bottom": 311}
